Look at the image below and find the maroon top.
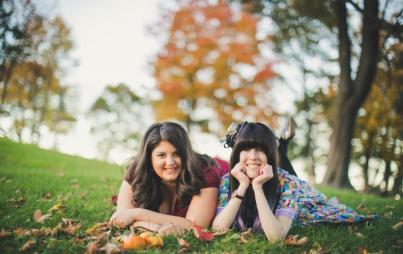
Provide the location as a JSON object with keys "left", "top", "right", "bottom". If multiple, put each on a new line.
{"left": 124, "top": 165, "right": 221, "bottom": 217}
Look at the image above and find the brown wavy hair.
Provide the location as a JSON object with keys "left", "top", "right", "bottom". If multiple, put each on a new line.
{"left": 126, "top": 122, "right": 211, "bottom": 211}
{"left": 229, "top": 122, "right": 280, "bottom": 229}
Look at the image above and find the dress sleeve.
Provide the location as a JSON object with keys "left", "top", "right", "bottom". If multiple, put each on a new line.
{"left": 201, "top": 165, "right": 221, "bottom": 188}
{"left": 275, "top": 173, "right": 299, "bottom": 221}
{"left": 216, "top": 173, "right": 230, "bottom": 214}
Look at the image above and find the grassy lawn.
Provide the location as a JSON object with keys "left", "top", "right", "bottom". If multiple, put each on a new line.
{"left": 0, "top": 137, "right": 402, "bottom": 253}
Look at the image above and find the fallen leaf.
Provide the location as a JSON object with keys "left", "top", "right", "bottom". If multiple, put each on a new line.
{"left": 392, "top": 221, "right": 403, "bottom": 230}
{"left": 86, "top": 241, "right": 99, "bottom": 254}
{"left": 355, "top": 232, "right": 365, "bottom": 239}
{"left": 42, "top": 192, "right": 52, "bottom": 200}
{"left": 62, "top": 218, "right": 81, "bottom": 235}
{"left": 7, "top": 197, "right": 26, "bottom": 206}
{"left": 213, "top": 228, "right": 229, "bottom": 236}
{"left": 0, "top": 229, "right": 10, "bottom": 238}
{"left": 192, "top": 222, "right": 214, "bottom": 241}
{"left": 358, "top": 246, "right": 368, "bottom": 254}
{"left": 100, "top": 243, "right": 122, "bottom": 254}
{"left": 306, "top": 242, "right": 326, "bottom": 254}
{"left": 177, "top": 238, "right": 191, "bottom": 253}
{"left": 48, "top": 203, "right": 65, "bottom": 213}
{"left": 284, "top": 235, "right": 308, "bottom": 246}
{"left": 14, "top": 228, "right": 32, "bottom": 237}
{"left": 178, "top": 238, "right": 190, "bottom": 248}
{"left": 240, "top": 228, "right": 252, "bottom": 244}
{"left": 85, "top": 222, "right": 109, "bottom": 236}
{"left": 31, "top": 227, "right": 52, "bottom": 237}
{"left": 33, "top": 209, "right": 51, "bottom": 223}
{"left": 20, "top": 239, "right": 36, "bottom": 251}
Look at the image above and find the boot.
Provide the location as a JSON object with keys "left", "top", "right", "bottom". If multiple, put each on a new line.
{"left": 280, "top": 117, "right": 297, "bottom": 141}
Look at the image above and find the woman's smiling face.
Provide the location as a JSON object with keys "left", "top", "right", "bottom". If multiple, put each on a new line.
{"left": 239, "top": 147, "right": 268, "bottom": 178}
{"left": 151, "top": 141, "right": 182, "bottom": 183}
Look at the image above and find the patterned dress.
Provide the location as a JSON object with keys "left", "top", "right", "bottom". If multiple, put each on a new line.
{"left": 217, "top": 168, "right": 378, "bottom": 227}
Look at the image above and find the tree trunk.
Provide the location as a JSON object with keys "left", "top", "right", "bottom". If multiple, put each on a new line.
{"left": 362, "top": 147, "right": 371, "bottom": 191}
{"left": 323, "top": 0, "right": 379, "bottom": 188}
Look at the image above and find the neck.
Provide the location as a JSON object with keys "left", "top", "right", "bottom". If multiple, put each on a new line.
{"left": 162, "top": 180, "right": 177, "bottom": 192}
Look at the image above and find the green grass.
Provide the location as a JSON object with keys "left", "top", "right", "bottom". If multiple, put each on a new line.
{"left": 0, "top": 137, "right": 402, "bottom": 253}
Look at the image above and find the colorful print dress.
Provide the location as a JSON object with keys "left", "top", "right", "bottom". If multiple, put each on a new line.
{"left": 217, "top": 168, "right": 378, "bottom": 227}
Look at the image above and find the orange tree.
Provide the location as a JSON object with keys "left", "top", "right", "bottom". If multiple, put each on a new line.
{"left": 152, "top": 0, "right": 278, "bottom": 134}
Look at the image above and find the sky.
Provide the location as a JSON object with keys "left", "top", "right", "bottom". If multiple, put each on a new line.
{"left": 38, "top": 0, "right": 232, "bottom": 164}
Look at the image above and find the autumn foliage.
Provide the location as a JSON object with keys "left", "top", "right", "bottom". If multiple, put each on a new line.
{"left": 153, "top": 0, "right": 278, "bottom": 133}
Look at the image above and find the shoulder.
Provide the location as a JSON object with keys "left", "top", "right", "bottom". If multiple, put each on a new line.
{"left": 201, "top": 164, "right": 221, "bottom": 188}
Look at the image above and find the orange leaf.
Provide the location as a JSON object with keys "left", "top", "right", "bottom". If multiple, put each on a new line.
{"left": 284, "top": 235, "right": 308, "bottom": 246}
{"left": 33, "top": 209, "right": 51, "bottom": 223}
{"left": 20, "top": 240, "right": 36, "bottom": 251}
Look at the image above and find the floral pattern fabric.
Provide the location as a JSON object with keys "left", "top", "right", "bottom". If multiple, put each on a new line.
{"left": 217, "top": 168, "right": 378, "bottom": 226}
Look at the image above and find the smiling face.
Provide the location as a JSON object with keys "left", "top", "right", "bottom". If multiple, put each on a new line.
{"left": 239, "top": 147, "right": 268, "bottom": 179}
{"left": 151, "top": 141, "right": 182, "bottom": 183}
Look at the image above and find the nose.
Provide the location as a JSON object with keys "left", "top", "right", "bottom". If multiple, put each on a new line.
{"left": 249, "top": 149, "right": 258, "bottom": 159}
{"left": 166, "top": 155, "right": 176, "bottom": 165}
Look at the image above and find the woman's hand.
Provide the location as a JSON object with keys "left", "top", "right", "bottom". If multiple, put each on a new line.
{"left": 231, "top": 162, "right": 250, "bottom": 187}
{"left": 109, "top": 208, "right": 140, "bottom": 228}
{"left": 252, "top": 164, "right": 274, "bottom": 188}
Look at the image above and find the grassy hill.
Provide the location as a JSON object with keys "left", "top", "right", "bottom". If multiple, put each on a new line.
{"left": 0, "top": 138, "right": 402, "bottom": 253}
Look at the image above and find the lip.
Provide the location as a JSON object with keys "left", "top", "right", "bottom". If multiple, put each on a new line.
{"left": 246, "top": 163, "right": 261, "bottom": 168}
{"left": 164, "top": 167, "right": 179, "bottom": 174}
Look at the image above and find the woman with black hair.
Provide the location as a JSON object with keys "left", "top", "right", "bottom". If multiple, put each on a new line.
{"left": 109, "top": 122, "right": 220, "bottom": 235}
{"left": 212, "top": 121, "right": 378, "bottom": 242}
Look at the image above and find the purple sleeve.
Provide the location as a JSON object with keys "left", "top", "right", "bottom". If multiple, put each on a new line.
{"left": 275, "top": 174, "right": 299, "bottom": 221}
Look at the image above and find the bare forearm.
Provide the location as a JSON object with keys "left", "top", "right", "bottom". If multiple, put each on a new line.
{"left": 134, "top": 208, "right": 193, "bottom": 229}
{"left": 212, "top": 184, "right": 248, "bottom": 230}
{"left": 131, "top": 220, "right": 161, "bottom": 232}
{"left": 253, "top": 186, "right": 286, "bottom": 242}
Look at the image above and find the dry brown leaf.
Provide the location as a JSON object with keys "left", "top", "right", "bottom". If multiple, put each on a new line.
{"left": 213, "top": 228, "right": 229, "bottom": 236}
{"left": 0, "top": 229, "right": 10, "bottom": 238}
{"left": 177, "top": 238, "right": 191, "bottom": 253}
{"left": 64, "top": 221, "right": 81, "bottom": 235}
{"left": 284, "top": 235, "right": 308, "bottom": 246}
{"left": 358, "top": 246, "right": 368, "bottom": 254}
{"left": 86, "top": 241, "right": 99, "bottom": 254}
{"left": 7, "top": 197, "right": 26, "bottom": 206}
{"left": 240, "top": 228, "right": 252, "bottom": 244}
{"left": 33, "top": 209, "right": 51, "bottom": 223}
{"left": 178, "top": 238, "right": 190, "bottom": 248}
{"left": 392, "top": 221, "right": 403, "bottom": 230}
{"left": 31, "top": 227, "right": 52, "bottom": 237}
{"left": 85, "top": 222, "right": 109, "bottom": 236}
{"left": 42, "top": 192, "right": 52, "bottom": 200}
{"left": 14, "top": 228, "right": 32, "bottom": 237}
{"left": 20, "top": 239, "right": 36, "bottom": 251}
{"left": 99, "top": 243, "right": 122, "bottom": 254}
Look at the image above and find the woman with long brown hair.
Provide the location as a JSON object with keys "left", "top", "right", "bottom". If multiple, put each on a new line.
{"left": 109, "top": 122, "right": 220, "bottom": 234}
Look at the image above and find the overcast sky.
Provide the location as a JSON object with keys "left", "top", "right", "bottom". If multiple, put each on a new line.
{"left": 37, "top": 0, "right": 232, "bottom": 164}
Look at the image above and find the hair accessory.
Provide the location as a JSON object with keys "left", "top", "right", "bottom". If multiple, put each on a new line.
{"left": 223, "top": 121, "right": 247, "bottom": 148}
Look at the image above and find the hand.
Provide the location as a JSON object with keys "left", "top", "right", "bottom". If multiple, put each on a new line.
{"left": 252, "top": 164, "right": 274, "bottom": 188}
{"left": 231, "top": 162, "right": 250, "bottom": 187}
{"left": 109, "top": 208, "right": 139, "bottom": 228}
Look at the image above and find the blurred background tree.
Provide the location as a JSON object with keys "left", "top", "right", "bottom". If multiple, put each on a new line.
{"left": 152, "top": 0, "right": 279, "bottom": 135}
{"left": 0, "top": 1, "right": 77, "bottom": 145}
{"left": 87, "top": 83, "right": 151, "bottom": 161}
{"left": 236, "top": 0, "right": 402, "bottom": 194}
